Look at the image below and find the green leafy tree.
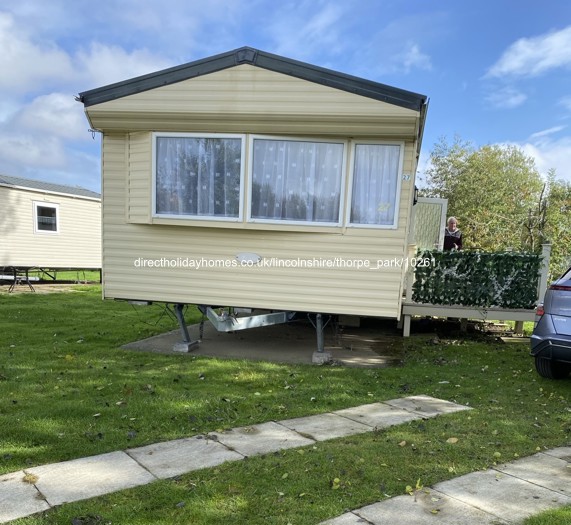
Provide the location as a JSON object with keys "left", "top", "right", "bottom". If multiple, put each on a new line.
{"left": 542, "top": 173, "right": 571, "bottom": 277}
{"left": 422, "top": 137, "right": 570, "bottom": 278}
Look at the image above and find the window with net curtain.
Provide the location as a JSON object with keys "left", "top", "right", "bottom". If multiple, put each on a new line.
{"left": 350, "top": 143, "right": 401, "bottom": 226}
{"left": 250, "top": 138, "right": 344, "bottom": 224}
{"left": 155, "top": 136, "right": 243, "bottom": 219}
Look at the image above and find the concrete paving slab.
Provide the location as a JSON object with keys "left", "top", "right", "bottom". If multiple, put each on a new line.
{"left": 278, "top": 413, "right": 372, "bottom": 441}
{"left": 210, "top": 421, "right": 315, "bottom": 457}
{"left": 333, "top": 402, "right": 421, "bottom": 428}
{"left": 355, "top": 489, "right": 509, "bottom": 525}
{"left": 26, "top": 451, "right": 156, "bottom": 506}
{"left": 497, "top": 452, "right": 571, "bottom": 497}
{"left": 318, "top": 512, "right": 369, "bottom": 525}
{"left": 543, "top": 446, "right": 571, "bottom": 461}
{"left": 0, "top": 470, "right": 50, "bottom": 523}
{"left": 384, "top": 395, "right": 471, "bottom": 417}
{"left": 127, "top": 436, "right": 243, "bottom": 479}
{"left": 434, "top": 469, "right": 571, "bottom": 523}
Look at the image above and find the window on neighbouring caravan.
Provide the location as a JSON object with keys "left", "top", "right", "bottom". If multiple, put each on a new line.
{"left": 153, "top": 134, "right": 245, "bottom": 220}
{"left": 349, "top": 143, "right": 402, "bottom": 228}
{"left": 249, "top": 137, "right": 345, "bottom": 225}
{"left": 34, "top": 202, "right": 59, "bottom": 233}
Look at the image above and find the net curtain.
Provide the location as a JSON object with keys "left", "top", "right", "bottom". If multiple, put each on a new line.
{"left": 351, "top": 144, "right": 401, "bottom": 225}
{"left": 251, "top": 139, "right": 344, "bottom": 223}
{"left": 155, "top": 137, "right": 241, "bottom": 217}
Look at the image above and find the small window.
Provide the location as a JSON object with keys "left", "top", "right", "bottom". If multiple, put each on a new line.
{"left": 34, "top": 202, "right": 59, "bottom": 233}
{"left": 249, "top": 137, "right": 344, "bottom": 225}
{"left": 349, "top": 143, "right": 402, "bottom": 228}
{"left": 154, "top": 134, "right": 245, "bottom": 220}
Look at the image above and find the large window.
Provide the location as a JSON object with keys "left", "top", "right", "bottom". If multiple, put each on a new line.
{"left": 34, "top": 202, "right": 58, "bottom": 233}
{"left": 151, "top": 134, "right": 403, "bottom": 229}
{"left": 349, "top": 143, "right": 402, "bottom": 227}
{"left": 249, "top": 138, "right": 344, "bottom": 224}
{"left": 154, "top": 134, "right": 244, "bottom": 220}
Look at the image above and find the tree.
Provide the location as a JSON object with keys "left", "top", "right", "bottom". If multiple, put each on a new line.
{"left": 422, "top": 137, "right": 570, "bottom": 278}
{"left": 542, "top": 174, "right": 571, "bottom": 277}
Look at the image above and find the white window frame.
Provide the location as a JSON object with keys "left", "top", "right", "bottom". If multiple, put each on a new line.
{"left": 247, "top": 134, "right": 347, "bottom": 227}
{"left": 152, "top": 132, "right": 246, "bottom": 222}
{"left": 345, "top": 140, "right": 404, "bottom": 229}
{"left": 33, "top": 201, "right": 59, "bottom": 234}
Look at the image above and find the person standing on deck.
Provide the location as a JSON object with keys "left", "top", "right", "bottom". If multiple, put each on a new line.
{"left": 443, "top": 217, "right": 462, "bottom": 251}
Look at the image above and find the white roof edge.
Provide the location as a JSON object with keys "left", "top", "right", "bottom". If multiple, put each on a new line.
{"left": 0, "top": 182, "right": 101, "bottom": 202}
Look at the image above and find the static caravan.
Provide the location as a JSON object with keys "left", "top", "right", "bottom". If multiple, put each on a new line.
{"left": 0, "top": 175, "right": 101, "bottom": 279}
{"left": 78, "top": 47, "right": 428, "bottom": 355}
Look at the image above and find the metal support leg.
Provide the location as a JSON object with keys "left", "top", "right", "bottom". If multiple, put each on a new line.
{"left": 316, "top": 313, "right": 324, "bottom": 353}
{"left": 310, "top": 313, "right": 332, "bottom": 364}
{"left": 174, "top": 303, "right": 191, "bottom": 343}
{"left": 172, "top": 303, "right": 198, "bottom": 352}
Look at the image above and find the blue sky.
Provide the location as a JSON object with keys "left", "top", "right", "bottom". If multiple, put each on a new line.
{"left": 1, "top": 0, "right": 570, "bottom": 192}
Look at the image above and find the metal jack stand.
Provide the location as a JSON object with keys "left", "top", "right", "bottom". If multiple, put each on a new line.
{"left": 309, "top": 313, "right": 333, "bottom": 364}
{"left": 172, "top": 303, "right": 199, "bottom": 352}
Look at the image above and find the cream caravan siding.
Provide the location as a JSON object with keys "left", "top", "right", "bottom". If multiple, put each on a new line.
{"left": 0, "top": 185, "right": 101, "bottom": 268}
{"left": 128, "top": 132, "right": 152, "bottom": 223}
{"left": 87, "top": 65, "right": 419, "bottom": 138}
{"left": 102, "top": 134, "right": 417, "bottom": 318}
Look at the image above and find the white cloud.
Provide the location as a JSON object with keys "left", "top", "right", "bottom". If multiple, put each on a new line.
{"left": 347, "top": 12, "right": 441, "bottom": 79}
{"left": 267, "top": 2, "right": 348, "bottom": 60}
{"left": 0, "top": 11, "right": 172, "bottom": 96}
{"left": 14, "top": 93, "right": 89, "bottom": 140}
{"left": 354, "top": 38, "right": 432, "bottom": 77}
{"left": 487, "top": 25, "right": 571, "bottom": 78}
{"left": 0, "top": 12, "right": 74, "bottom": 93}
{"left": 514, "top": 136, "right": 571, "bottom": 183}
{"left": 0, "top": 7, "right": 176, "bottom": 194}
{"left": 0, "top": 133, "right": 67, "bottom": 169}
{"left": 529, "top": 126, "right": 567, "bottom": 140}
{"left": 0, "top": 98, "right": 22, "bottom": 123}
{"left": 485, "top": 86, "right": 527, "bottom": 109}
{"left": 74, "top": 42, "right": 174, "bottom": 90}
{"left": 396, "top": 43, "right": 432, "bottom": 74}
{"left": 559, "top": 96, "right": 571, "bottom": 112}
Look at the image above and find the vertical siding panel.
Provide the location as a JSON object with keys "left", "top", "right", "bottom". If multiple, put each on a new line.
{"left": 128, "top": 132, "right": 151, "bottom": 223}
{"left": 102, "top": 133, "right": 128, "bottom": 294}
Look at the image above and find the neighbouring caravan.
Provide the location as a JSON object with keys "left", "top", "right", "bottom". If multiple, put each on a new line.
{"left": 78, "top": 47, "right": 428, "bottom": 352}
{"left": 0, "top": 175, "right": 101, "bottom": 270}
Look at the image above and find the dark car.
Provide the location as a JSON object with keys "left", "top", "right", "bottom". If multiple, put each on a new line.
{"left": 531, "top": 266, "right": 571, "bottom": 379}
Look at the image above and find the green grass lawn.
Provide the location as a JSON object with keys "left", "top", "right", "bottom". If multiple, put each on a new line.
{"left": 524, "top": 506, "right": 571, "bottom": 525}
{"left": 1, "top": 285, "right": 571, "bottom": 524}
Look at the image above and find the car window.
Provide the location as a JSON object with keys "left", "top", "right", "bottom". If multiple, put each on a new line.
{"left": 558, "top": 267, "right": 571, "bottom": 285}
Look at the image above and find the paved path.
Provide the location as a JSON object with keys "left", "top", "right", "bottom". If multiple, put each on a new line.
{"left": 0, "top": 395, "right": 569, "bottom": 524}
{"left": 319, "top": 447, "right": 571, "bottom": 524}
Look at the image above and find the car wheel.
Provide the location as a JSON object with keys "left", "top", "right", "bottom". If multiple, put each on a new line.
{"left": 535, "top": 357, "right": 571, "bottom": 379}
